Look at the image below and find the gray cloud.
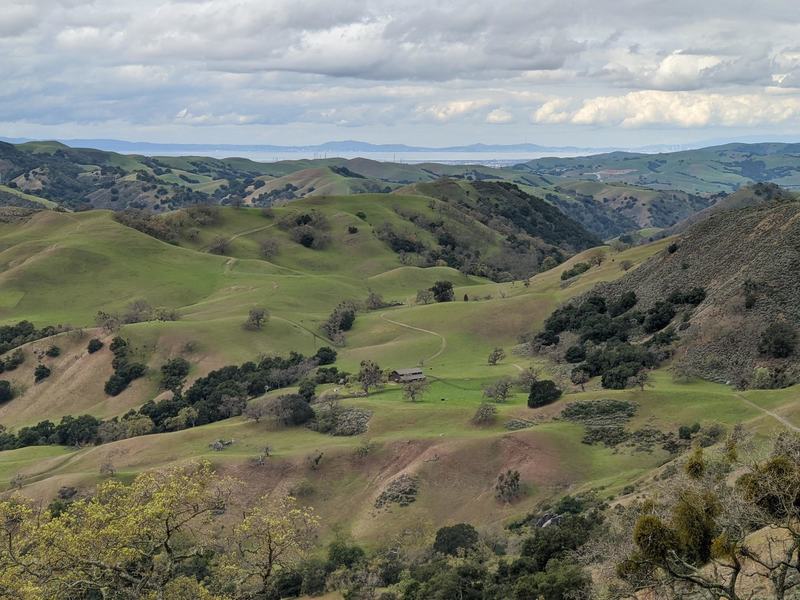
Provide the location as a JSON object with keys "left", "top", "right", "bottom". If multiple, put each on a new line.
{"left": 1, "top": 0, "right": 799, "bottom": 145}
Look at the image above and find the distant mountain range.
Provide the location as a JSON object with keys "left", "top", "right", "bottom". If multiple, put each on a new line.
{"left": 0, "top": 137, "right": 730, "bottom": 156}
{"left": 2, "top": 135, "right": 798, "bottom": 157}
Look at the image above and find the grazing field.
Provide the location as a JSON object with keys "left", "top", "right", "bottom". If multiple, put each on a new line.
{"left": 1, "top": 200, "right": 798, "bottom": 548}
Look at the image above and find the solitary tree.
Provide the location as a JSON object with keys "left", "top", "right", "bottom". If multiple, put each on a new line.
{"left": 430, "top": 280, "right": 454, "bottom": 303}
{"left": 415, "top": 289, "right": 435, "bottom": 305}
{"left": 402, "top": 379, "right": 429, "bottom": 402}
{"left": 357, "top": 360, "right": 382, "bottom": 395}
{"left": 528, "top": 380, "right": 562, "bottom": 408}
{"left": 627, "top": 369, "right": 652, "bottom": 391}
{"left": 516, "top": 366, "right": 539, "bottom": 391}
{"left": 244, "top": 307, "right": 269, "bottom": 331}
{"left": 488, "top": 347, "right": 506, "bottom": 366}
{"left": 483, "top": 377, "right": 513, "bottom": 403}
{"left": 570, "top": 368, "right": 590, "bottom": 392}
{"left": 495, "top": 469, "right": 522, "bottom": 503}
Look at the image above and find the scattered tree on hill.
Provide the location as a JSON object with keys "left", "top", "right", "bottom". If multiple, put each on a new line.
{"left": 528, "top": 380, "right": 562, "bottom": 408}
{"left": 87, "top": 338, "right": 104, "bottom": 353}
{"left": 415, "top": 289, "right": 435, "bottom": 305}
{"left": 495, "top": 469, "right": 522, "bottom": 503}
{"left": 209, "top": 235, "right": 229, "bottom": 255}
{"left": 759, "top": 322, "right": 797, "bottom": 358}
{"left": 570, "top": 368, "right": 590, "bottom": 392}
{"left": 265, "top": 394, "right": 315, "bottom": 427}
{"left": 487, "top": 347, "right": 506, "bottom": 366}
{"left": 472, "top": 402, "right": 497, "bottom": 426}
{"left": 104, "top": 337, "right": 146, "bottom": 396}
{"left": 95, "top": 310, "right": 121, "bottom": 333}
{"left": 364, "top": 290, "right": 386, "bottom": 310}
{"left": 561, "top": 262, "right": 590, "bottom": 280}
{"left": 313, "top": 346, "right": 337, "bottom": 365}
{"left": 45, "top": 345, "right": 60, "bottom": 358}
{"left": 0, "top": 381, "right": 13, "bottom": 403}
{"left": 627, "top": 369, "right": 652, "bottom": 391}
{"left": 322, "top": 301, "right": 357, "bottom": 342}
{"left": 516, "top": 366, "right": 539, "bottom": 391}
{"left": 402, "top": 378, "right": 429, "bottom": 403}
{"left": 430, "top": 280, "right": 454, "bottom": 302}
{"left": 483, "top": 377, "right": 513, "bottom": 403}
{"left": 34, "top": 364, "right": 51, "bottom": 383}
{"left": 244, "top": 307, "right": 269, "bottom": 331}
{"left": 357, "top": 360, "right": 382, "bottom": 396}
{"left": 259, "top": 238, "right": 279, "bottom": 259}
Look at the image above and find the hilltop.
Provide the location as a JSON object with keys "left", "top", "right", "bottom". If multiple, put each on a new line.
{"left": 6, "top": 139, "right": 800, "bottom": 242}
{"left": 592, "top": 197, "right": 800, "bottom": 386}
{"left": 516, "top": 142, "right": 800, "bottom": 194}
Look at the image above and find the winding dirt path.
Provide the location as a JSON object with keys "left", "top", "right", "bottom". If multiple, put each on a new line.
{"left": 201, "top": 222, "right": 276, "bottom": 252}
{"left": 735, "top": 393, "right": 800, "bottom": 432}
{"left": 379, "top": 312, "right": 447, "bottom": 363}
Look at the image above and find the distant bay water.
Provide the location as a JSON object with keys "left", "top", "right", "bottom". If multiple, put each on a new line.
{"left": 126, "top": 149, "right": 590, "bottom": 166}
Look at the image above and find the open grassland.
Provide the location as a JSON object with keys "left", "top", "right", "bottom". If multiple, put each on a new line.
{"left": 1, "top": 201, "right": 798, "bottom": 545}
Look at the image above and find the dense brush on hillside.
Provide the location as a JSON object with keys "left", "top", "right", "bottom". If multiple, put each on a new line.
{"left": 592, "top": 198, "right": 800, "bottom": 386}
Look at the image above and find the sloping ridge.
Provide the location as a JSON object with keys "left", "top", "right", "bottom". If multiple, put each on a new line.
{"left": 661, "top": 183, "right": 796, "bottom": 237}
{"left": 594, "top": 199, "right": 800, "bottom": 383}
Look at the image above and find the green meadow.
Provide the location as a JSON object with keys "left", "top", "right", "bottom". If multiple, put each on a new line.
{"left": 0, "top": 199, "right": 797, "bottom": 544}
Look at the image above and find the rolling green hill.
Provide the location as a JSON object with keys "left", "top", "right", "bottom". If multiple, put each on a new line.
{"left": 516, "top": 142, "right": 800, "bottom": 194}
{"left": 9, "top": 139, "right": 800, "bottom": 241}
{"left": 1, "top": 196, "right": 798, "bottom": 554}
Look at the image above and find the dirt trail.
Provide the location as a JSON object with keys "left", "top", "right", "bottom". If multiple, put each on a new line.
{"left": 379, "top": 312, "right": 447, "bottom": 363}
{"left": 201, "top": 222, "right": 276, "bottom": 251}
{"left": 735, "top": 393, "right": 800, "bottom": 432}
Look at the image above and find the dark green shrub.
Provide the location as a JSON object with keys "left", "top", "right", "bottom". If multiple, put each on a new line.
{"left": 298, "top": 379, "right": 316, "bottom": 402}
{"left": 327, "top": 539, "right": 366, "bottom": 570}
{"left": 314, "top": 346, "right": 337, "bottom": 365}
{"left": 431, "top": 280, "right": 454, "bottom": 302}
{"left": 434, "top": 523, "right": 480, "bottom": 556}
{"left": 643, "top": 301, "right": 676, "bottom": 333}
{"left": 87, "top": 338, "right": 104, "bottom": 353}
{"left": 564, "top": 345, "right": 586, "bottom": 363}
{"left": 609, "top": 291, "right": 638, "bottom": 317}
{"left": 34, "top": 364, "right": 51, "bottom": 383}
{"left": 0, "top": 381, "right": 13, "bottom": 403}
{"left": 759, "top": 323, "right": 797, "bottom": 358}
{"left": 528, "top": 380, "right": 562, "bottom": 408}
{"left": 560, "top": 262, "right": 590, "bottom": 280}
{"left": 45, "top": 346, "right": 61, "bottom": 358}
{"left": 160, "top": 358, "right": 191, "bottom": 392}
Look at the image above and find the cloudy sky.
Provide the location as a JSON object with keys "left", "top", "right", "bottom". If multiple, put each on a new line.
{"left": 2, "top": 0, "right": 800, "bottom": 147}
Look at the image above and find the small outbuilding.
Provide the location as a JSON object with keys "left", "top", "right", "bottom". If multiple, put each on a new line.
{"left": 389, "top": 368, "right": 425, "bottom": 383}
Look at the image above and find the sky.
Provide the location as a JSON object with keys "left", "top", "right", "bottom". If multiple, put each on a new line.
{"left": 2, "top": 0, "right": 800, "bottom": 148}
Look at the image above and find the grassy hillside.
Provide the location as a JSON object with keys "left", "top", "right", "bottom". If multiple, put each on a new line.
{"left": 516, "top": 142, "right": 800, "bottom": 194}
{"left": 8, "top": 139, "right": 797, "bottom": 240}
{"left": 1, "top": 197, "right": 798, "bottom": 551}
{"left": 593, "top": 198, "right": 800, "bottom": 385}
